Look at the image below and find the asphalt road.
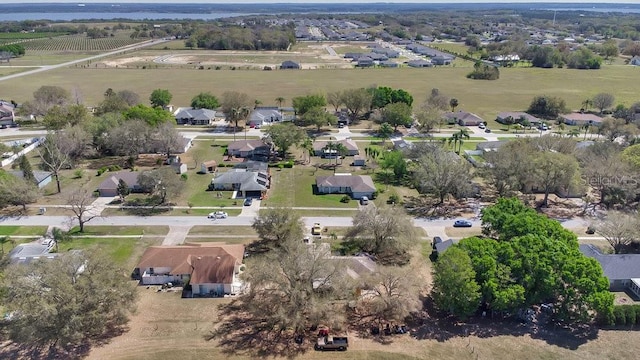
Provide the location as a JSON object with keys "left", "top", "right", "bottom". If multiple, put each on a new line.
{"left": 0, "top": 39, "right": 169, "bottom": 83}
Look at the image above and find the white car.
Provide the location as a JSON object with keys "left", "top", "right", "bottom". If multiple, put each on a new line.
{"left": 208, "top": 211, "right": 228, "bottom": 219}
{"left": 478, "top": 123, "right": 486, "bottom": 129}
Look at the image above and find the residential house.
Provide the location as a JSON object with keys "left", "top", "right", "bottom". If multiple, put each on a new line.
{"left": 391, "top": 138, "right": 413, "bottom": 151}
{"left": 407, "top": 59, "right": 433, "bottom": 68}
{"left": 248, "top": 108, "right": 283, "bottom": 127}
{"left": 233, "top": 160, "right": 268, "bottom": 172}
{"left": 209, "top": 168, "right": 270, "bottom": 198}
{"left": 227, "top": 139, "right": 271, "bottom": 159}
{"left": 97, "top": 171, "right": 141, "bottom": 197}
{"left": 579, "top": 244, "right": 640, "bottom": 298}
{"left": 174, "top": 107, "right": 217, "bottom": 125}
{"left": 344, "top": 52, "right": 364, "bottom": 60}
{"left": 280, "top": 60, "right": 301, "bottom": 69}
{"left": 560, "top": 112, "right": 604, "bottom": 126}
{"left": 379, "top": 60, "right": 399, "bottom": 68}
{"left": 443, "top": 111, "right": 485, "bottom": 126}
{"left": 312, "top": 139, "right": 359, "bottom": 157}
{"left": 367, "top": 52, "right": 388, "bottom": 61}
{"left": 316, "top": 174, "right": 376, "bottom": 199}
{"left": 149, "top": 136, "right": 193, "bottom": 155}
{"left": 431, "top": 55, "right": 453, "bottom": 65}
{"left": 357, "top": 56, "right": 374, "bottom": 67}
{"left": 496, "top": 111, "right": 542, "bottom": 126}
{"left": 133, "top": 243, "right": 245, "bottom": 296}
{"left": 9, "top": 170, "right": 52, "bottom": 189}
{"left": 0, "top": 100, "right": 16, "bottom": 126}
{"left": 476, "top": 140, "right": 510, "bottom": 153}
{"left": 8, "top": 241, "right": 58, "bottom": 264}
{"left": 630, "top": 56, "right": 640, "bottom": 66}
{"left": 434, "top": 239, "right": 456, "bottom": 257}
{"left": 200, "top": 160, "right": 217, "bottom": 174}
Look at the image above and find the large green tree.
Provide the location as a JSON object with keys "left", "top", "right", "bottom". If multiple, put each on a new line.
{"left": 432, "top": 246, "right": 481, "bottom": 320}
{"left": 292, "top": 94, "right": 326, "bottom": 116}
{"left": 376, "top": 102, "right": 413, "bottom": 131}
{"left": 265, "top": 122, "right": 306, "bottom": 157}
{"left": 149, "top": 88, "right": 172, "bottom": 108}
{"left": 191, "top": 92, "right": 220, "bottom": 109}
{"left": 123, "top": 104, "right": 173, "bottom": 126}
{"left": 300, "top": 106, "right": 338, "bottom": 131}
{"left": 340, "top": 88, "right": 373, "bottom": 122}
{"left": 252, "top": 207, "right": 304, "bottom": 250}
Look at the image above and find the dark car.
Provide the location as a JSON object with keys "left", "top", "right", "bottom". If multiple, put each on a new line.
{"left": 453, "top": 219, "right": 472, "bottom": 227}
{"left": 586, "top": 225, "right": 596, "bottom": 234}
{"left": 432, "top": 236, "right": 443, "bottom": 249}
{"left": 484, "top": 128, "right": 492, "bottom": 133}
{"left": 243, "top": 198, "right": 253, "bottom": 206}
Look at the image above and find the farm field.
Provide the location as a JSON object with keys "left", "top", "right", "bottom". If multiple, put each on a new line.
{"left": 2, "top": 60, "right": 637, "bottom": 125}
{"left": 20, "top": 34, "right": 144, "bottom": 52}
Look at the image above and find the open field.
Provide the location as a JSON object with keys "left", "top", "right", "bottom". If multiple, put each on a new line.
{"left": 3, "top": 60, "right": 638, "bottom": 127}
{"left": 0, "top": 226, "right": 47, "bottom": 236}
{"left": 71, "top": 225, "right": 169, "bottom": 236}
{"left": 80, "top": 288, "right": 640, "bottom": 360}
{"left": 58, "top": 236, "right": 161, "bottom": 268}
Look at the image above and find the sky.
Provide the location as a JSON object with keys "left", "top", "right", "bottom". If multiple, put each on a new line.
{"left": 2, "top": 1, "right": 639, "bottom": 4}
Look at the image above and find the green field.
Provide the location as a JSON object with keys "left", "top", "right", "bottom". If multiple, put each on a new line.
{"left": 0, "top": 226, "right": 47, "bottom": 236}
{"left": 4, "top": 62, "right": 637, "bottom": 125}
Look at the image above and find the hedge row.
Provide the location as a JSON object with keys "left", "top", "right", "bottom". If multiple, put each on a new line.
{"left": 610, "top": 305, "right": 640, "bottom": 326}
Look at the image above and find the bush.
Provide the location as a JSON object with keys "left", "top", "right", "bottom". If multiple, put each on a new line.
{"left": 107, "top": 165, "right": 121, "bottom": 172}
{"left": 97, "top": 166, "right": 108, "bottom": 176}
{"left": 73, "top": 169, "right": 83, "bottom": 179}
{"left": 181, "top": 173, "right": 188, "bottom": 181}
{"left": 340, "top": 195, "right": 351, "bottom": 203}
{"left": 277, "top": 164, "right": 284, "bottom": 169}
{"left": 388, "top": 194, "right": 400, "bottom": 204}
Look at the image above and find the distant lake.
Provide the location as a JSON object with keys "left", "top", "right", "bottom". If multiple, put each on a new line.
{"left": 0, "top": 12, "right": 249, "bottom": 22}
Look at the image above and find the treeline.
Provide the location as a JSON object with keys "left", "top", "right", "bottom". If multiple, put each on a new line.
{"left": 185, "top": 24, "right": 295, "bottom": 51}
{"left": 610, "top": 305, "right": 640, "bottom": 326}
{"left": 0, "top": 44, "right": 25, "bottom": 57}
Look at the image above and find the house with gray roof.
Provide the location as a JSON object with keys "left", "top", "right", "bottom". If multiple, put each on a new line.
{"left": 312, "top": 139, "right": 359, "bottom": 157}
{"left": 431, "top": 55, "right": 453, "bottom": 65}
{"left": 97, "top": 171, "right": 141, "bottom": 197}
{"left": 560, "top": 112, "right": 604, "bottom": 126}
{"left": 496, "top": 111, "right": 542, "bottom": 126}
{"left": 629, "top": 56, "right": 640, "bottom": 66}
{"left": 227, "top": 139, "right": 271, "bottom": 159}
{"left": 0, "top": 100, "right": 16, "bottom": 126}
{"left": 248, "top": 108, "right": 282, "bottom": 126}
{"left": 357, "top": 56, "right": 374, "bottom": 67}
{"left": 175, "top": 107, "right": 217, "bottom": 125}
{"left": 379, "top": 60, "right": 399, "bottom": 68}
{"left": 280, "top": 60, "right": 301, "bottom": 69}
{"left": 407, "top": 59, "right": 433, "bottom": 68}
{"left": 8, "top": 241, "right": 58, "bottom": 264}
{"left": 443, "top": 111, "right": 485, "bottom": 126}
{"left": 475, "top": 140, "right": 510, "bottom": 153}
{"left": 10, "top": 170, "right": 52, "bottom": 189}
{"left": 210, "top": 169, "right": 270, "bottom": 198}
{"left": 316, "top": 174, "right": 375, "bottom": 199}
{"left": 580, "top": 244, "right": 640, "bottom": 297}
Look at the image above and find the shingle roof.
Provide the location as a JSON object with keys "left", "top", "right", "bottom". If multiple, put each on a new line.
{"left": 496, "top": 112, "right": 541, "bottom": 123}
{"left": 9, "top": 170, "right": 51, "bottom": 184}
{"left": 175, "top": 108, "right": 217, "bottom": 120}
{"left": 561, "top": 112, "right": 604, "bottom": 123}
{"left": 579, "top": 244, "right": 640, "bottom": 280}
{"left": 137, "top": 244, "right": 244, "bottom": 285}
{"left": 313, "top": 139, "right": 358, "bottom": 152}
{"left": 97, "top": 171, "right": 140, "bottom": 191}
{"left": 212, "top": 169, "right": 269, "bottom": 191}
{"left": 228, "top": 140, "right": 269, "bottom": 152}
{"left": 435, "top": 239, "right": 455, "bottom": 254}
{"left": 443, "top": 111, "right": 484, "bottom": 123}
{"left": 476, "top": 140, "right": 510, "bottom": 151}
{"left": 316, "top": 175, "right": 375, "bottom": 193}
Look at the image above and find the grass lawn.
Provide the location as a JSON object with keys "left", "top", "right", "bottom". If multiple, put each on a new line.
{"left": 70, "top": 226, "right": 169, "bottom": 236}
{"left": 165, "top": 208, "right": 242, "bottom": 216}
{"left": 4, "top": 61, "right": 639, "bottom": 127}
{"left": 444, "top": 226, "right": 482, "bottom": 238}
{"left": 285, "top": 209, "right": 359, "bottom": 217}
{"left": 185, "top": 237, "right": 255, "bottom": 244}
{"left": 267, "top": 167, "right": 359, "bottom": 208}
{"left": 188, "top": 226, "right": 257, "bottom": 236}
{"left": 0, "top": 226, "right": 47, "bottom": 237}
{"left": 57, "top": 236, "right": 160, "bottom": 267}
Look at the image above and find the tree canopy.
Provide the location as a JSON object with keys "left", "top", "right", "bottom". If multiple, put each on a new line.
{"left": 149, "top": 88, "right": 172, "bottom": 108}
{"left": 292, "top": 94, "right": 326, "bottom": 116}
{"left": 265, "top": 122, "right": 306, "bottom": 157}
{"left": 191, "top": 92, "right": 220, "bottom": 110}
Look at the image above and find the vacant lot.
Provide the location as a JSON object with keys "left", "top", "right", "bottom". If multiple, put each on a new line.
{"left": 82, "top": 288, "right": 640, "bottom": 360}
{"left": 267, "top": 167, "right": 359, "bottom": 208}
{"left": 4, "top": 59, "right": 638, "bottom": 126}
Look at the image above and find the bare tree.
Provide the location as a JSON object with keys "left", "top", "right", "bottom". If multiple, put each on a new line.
{"left": 105, "top": 119, "right": 151, "bottom": 158}
{"left": 137, "top": 167, "right": 183, "bottom": 204}
{"left": 153, "top": 122, "right": 183, "bottom": 159}
{"left": 221, "top": 91, "right": 252, "bottom": 141}
{"left": 412, "top": 146, "right": 472, "bottom": 204}
{"left": 0, "top": 177, "right": 40, "bottom": 211}
{"left": 345, "top": 206, "right": 416, "bottom": 265}
{"left": 357, "top": 265, "right": 423, "bottom": 324}
{"left": 592, "top": 93, "right": 615, "bottom": 114}
{"left": 67, "top": 188, "right": 99, "bottom": 232}
{"left": 596, "top": 211, "right": 639, "bottom": 253}
{"left": 19, "top": 85, "right": 70, "bottom": 117}
{"left": 39, "top": 133, "right": 71, "bottom": 193}
{"left": 252, "top": 207, "right": 304, "bottom": 250}
{"left": 326, "top": 90, "right": 343, "bottom": 112}
{"left": 340, "top": 88, "right": 372, "bottom": 122}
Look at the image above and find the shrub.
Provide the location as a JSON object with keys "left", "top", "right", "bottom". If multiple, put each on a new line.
{"left": 284, "top": 161, "right": 294, "bottom": 168}
{"left": 388, "top": 194, "right": 400, "bottom": 204}
{"left": 97, "top": 166, "right": 108, "bottom": 176}
{"left": 181, "top": 173, "right": 188, "bottom": 181}
{"left": 340, "top": 195, "right": 351, "bottom": 203}
{"left": 108, "top": 165, "right": 121, "bottom": 172}
{"left": 73, "top": 169, "right": 83, "bottom": 179}
{"left": 371, "top": 190, "right": 379, "bottom": 199}
{"left": 626, "top": 306, "right": 637, "bottom": 325}
{"left": 277, "top": 164, "right": 284, "bottom": 169}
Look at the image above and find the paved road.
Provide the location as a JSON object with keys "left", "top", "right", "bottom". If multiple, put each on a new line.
{"left": 0, "top": 39, "right": 169, "bottom": 83}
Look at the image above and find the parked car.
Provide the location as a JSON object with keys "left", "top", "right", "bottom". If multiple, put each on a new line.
{"left": 453, "top": 219, "right": 472, "bottom": 227}
{"left": 360, "top": 196, "right": 369, "bottom": 205}
{"left": 586, "top": 225, "right": 596, "bottom": 234}
{"left": 432, "top": 236, "right": 443, "bottom": 249}
{"left": 478, "top": 123, "right": 486, "bottom": 129}
{"left": 211, "top": 211, "right": 228, "bottom": 219}
{"left": 243, "top": 198, "right": 253, "bottom": 206}
{"left": 484, "top": 128, "right": 492, "bottom": 133}
{"left": 315, "top": 336, "right": 348, "bottom": 351}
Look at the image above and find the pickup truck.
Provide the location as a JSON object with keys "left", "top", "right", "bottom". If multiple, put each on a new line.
{"left": 311, "top": 223, "right": 322, "bottom": 236}
{"left": 315, "top": 336, "right": 348, "bottom": 351}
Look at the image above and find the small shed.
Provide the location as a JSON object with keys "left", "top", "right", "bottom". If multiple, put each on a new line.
{"left": 280, "top": 60, "right": 301, "bottom": 69}
{"left": 353, "top": 155, "right": 365, "bottom": 167}
{"left": 173, "top": 163, "right": 188, "bottom": 175}
{"left": 201, "top": 160, "right": 217, "bottom": 174}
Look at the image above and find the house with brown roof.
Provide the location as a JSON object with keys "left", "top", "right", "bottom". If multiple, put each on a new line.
{"left": 97, "top": 171, "right": 141, "bottom": 197}
{"left": 200, "top": 160, "right": 217, "bottom": 174}
{"left": 133, "top": 243, "right": 245, "bottom": 296}
{"left": 312, "top": 139, "right": 359, "bottom": 157}
{"left": 443, "top": 111, "right": 485, "bottom": 126}
{"left": 0, "top": 100, "right": 16, "bottom": 126}
{"left": 560, "top": 112, "right": 604, "bottom": 126}
{"left": 496, "top": 111, "right": 542, "bottom": 126}
{"left": 227, "top": 139, "right": 271, "bottom": 159}
{"left": 316, "top": 174, "right": 376, "bottom": 199}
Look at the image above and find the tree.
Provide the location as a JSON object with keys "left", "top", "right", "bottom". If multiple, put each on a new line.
{"left": 221, "top": 91, "right": 252, "bottom": 141}
{"left": 596, "top": 212, "right": 639, "bottom": 254}
{"left": 300, "top": 137, "right": 314, "bottom": 164}
{"left": 190, "top": 92, "right": 219, "bottom": 109}
{"left": 379, "top": 150, "right": 407, "bottom": 180}
{"left": 67, "top": 188, "right": 99, "bottom": 233}
{"left": 412, "top": 145, "right": 471, "bottom": 204}
{"left": 42, "top": 104, "right": 90, "bottom": 130}
{"left": 300, "top": 106, "right": 337, "bottom": 131}
{"left": 123, "top": 104, "right": 173, "bottom": 126}
{"left": 251, "top": 207, "right": 304, "bottom": 249}
{"left": 117, "top": 178, "right": 130, "bottom": 200}
{"left": 265, "top": 122, "right": 306, "bottom": 157}
{"left": 39, "top": 132, "right": 71, "bottom": 193}
{"left": 2, "top": 250, "right": 137, "bottom": 350}
{"left": 370, "top": 86, "right": 413, "bottom": 109}
{"left": 104, "top": 119, "right": 151, "bottom": 158}
{"left": 534, "top": 151, "right": 579, "bottom": 207}
{"left": 326, "top": 90, "right": 343, "bottom": 112}
{"left": 340, "top": 88, "right": 372, "bottom": 122}
{"left": 581, "top": 99, "right": 593, "bottom": 112}
{"left": 20, "top": 85, "right": 70, "bottom": 117}
{"left": 345, "top": 206, "right": 416, "bottom": 264}
{"left": 149, "top": 88, "right": 172, "bottom": 108}
{"left": 358, "top": 265, "right": 423, "bottom": 324}
{"left": 527, "top": 95, "right": 568, "bottom": 119}
{"left": 426, "top": 88, "right": 449, "bottom": 111}
{"left": 17, "top": 155, "right": 35, "bottom": 184}
{"left": 117, "top": 89, "right": 141, "bottom": 106}
{"left": 481, "top": 141, "right": 535, "bottom": 196}
{"left": 578, "top": 142, "right": 633, "bottom": 208}
{"left": 377, "top": 122, "right": 394, "bottom": 143}
{"left": 292, "top": 93, "right": 326, "bottom": 116}
{"left": 414, "top": 106, "right": 442, "bottom": 134}
{"left": 138, "top": 167, "right": 184, "bottom": 204}
{"left": 275, "top": 96, "right": 285, "bottom": 108}
{"left": 152, "top": 122, "right": 184, "bottom": 159}
{"left": 592, "top": 93, "right": 615, "bottom": 114}
{"left": 599, "top": 118, "right": 638, "bottom": 142}
{"left": 241, "top": 235, "right": 348, "bottom": 335}
{"left": 376, "top": 102, "right": 413, "bottom": 131}
{"left": 432, "top": 246, "right": 481, "bottom": 320}
{"left": 0, "top": 175, "right": 40, "bottom": 211}
{"left": 447, "top": 128, "right": 470, "bottom": 153}
{"left": 449, "top": 98, "right": 459, "bottom": 112}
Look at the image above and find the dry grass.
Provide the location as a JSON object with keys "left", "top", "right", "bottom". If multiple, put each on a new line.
{"left": 444, "top": 226, "right": 482, "bottom": 238}
{"left": 188, "top": 226, "right": 257, "bottom": 236}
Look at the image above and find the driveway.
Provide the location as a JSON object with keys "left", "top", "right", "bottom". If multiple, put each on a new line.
{"left": 239, "top": 199, "right": 261, "bottom": 218}
{"left": 162, "top": 226, "right": 192, "bottom": 245}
